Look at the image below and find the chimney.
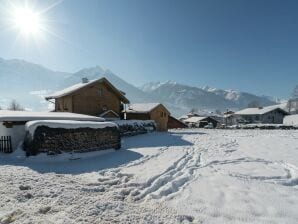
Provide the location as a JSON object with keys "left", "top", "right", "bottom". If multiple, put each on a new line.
{"left": 82, "top": 77, "right": 89, "bottom": 83}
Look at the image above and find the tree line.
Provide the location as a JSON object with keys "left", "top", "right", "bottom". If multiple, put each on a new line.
{"left": 0, "top": 100, "right": 24, "bottom": 111}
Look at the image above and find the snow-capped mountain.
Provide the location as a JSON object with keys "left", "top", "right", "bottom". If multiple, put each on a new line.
{"left": 0, "top": 58, "right": 70, "bottom": 110}
{"left": 61, "top": 66, "right": 154, "bottom": 103}
{"left": 0, "top": 57, "right": 277, "bottom": 116}
{"left": 202, "top": 86, "right": 275, "bottom": 107}
{"left": 141, "top": 82, "right": 276, "bottom": 115}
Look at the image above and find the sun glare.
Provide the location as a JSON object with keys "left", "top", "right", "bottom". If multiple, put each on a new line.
{"left": 13, "top": 7, "right": 41, "bottom": 35}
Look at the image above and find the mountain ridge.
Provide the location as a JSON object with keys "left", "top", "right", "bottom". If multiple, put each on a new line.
{"left": 0, "top": 57, "right": 277, "bottom": 116}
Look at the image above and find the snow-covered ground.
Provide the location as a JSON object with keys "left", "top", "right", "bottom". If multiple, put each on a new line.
{"left": 1, "top": 129, "right": 298, "bottom": 223}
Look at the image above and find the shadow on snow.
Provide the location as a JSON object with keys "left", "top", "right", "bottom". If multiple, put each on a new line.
{"left": 0, "top": 132, "right": 194, "bottom": 175}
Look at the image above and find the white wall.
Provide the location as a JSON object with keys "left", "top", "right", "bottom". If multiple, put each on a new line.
{"left": 0, "top": 122, "right": 26, "bottom": 151}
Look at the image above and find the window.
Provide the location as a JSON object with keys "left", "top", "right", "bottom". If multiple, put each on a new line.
{"left": 160, "top": 111, "right": 163, "bottom": 117}
{"left": 98, "top": 88, "right": 103, "bottom": 97}
{"left": 102, "top": 105, "right": 107, "bottom": 111}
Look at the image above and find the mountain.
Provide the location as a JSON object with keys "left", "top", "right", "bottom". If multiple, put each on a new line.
{"left": 61, "top": 66, "right": 154, "bottom": 103}
{"left": 202, "top": 86, "right": 275, "bottom": 108}
{"left": 0, "top": 58, "right": 70, "bottom": 110}
{"left": 0, "top": 57, "right": 277, "bottom": 116}
{"left": 141, "top": 81, "right": 276, "bottom": 116}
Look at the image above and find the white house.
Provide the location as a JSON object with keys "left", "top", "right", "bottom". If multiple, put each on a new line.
{"left": 232, "top": 105, "right": 289, "bottom": 125}
{"left": 0, "top": 110, "right": 103, "bottom": 152}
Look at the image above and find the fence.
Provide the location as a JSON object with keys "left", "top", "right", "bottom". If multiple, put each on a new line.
{"left": 0, "top": 136, "right": 12, "bottom": 153}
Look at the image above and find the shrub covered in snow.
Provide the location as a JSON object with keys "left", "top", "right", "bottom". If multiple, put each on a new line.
{"left": 284, "top": 115, "right": 298, "bottom": 126}
{"left": 226, "top": 124, "right": 298, "bottom": 130}
{"left": 23, "top": 120, "right": 120, "bottom": 156}
{"left": 113, "top": 120, "right": 156, "bottom": 136}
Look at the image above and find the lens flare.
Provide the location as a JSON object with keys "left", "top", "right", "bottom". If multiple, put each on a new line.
{"left": 13, "top": 7, "right": 41, "bottom": 35}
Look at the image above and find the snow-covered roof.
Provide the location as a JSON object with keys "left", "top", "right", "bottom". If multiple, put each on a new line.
{"left": 124, "top": 103, "right": 165, "bottom": 113}
{"left": 45, "top": 77, "right": 129, "bottom": 103}
{"left": 184, "top": 116, "right": 207, "bottom": 123}
{"left": 0, "top": 110, "right": 104, "bottom": 122}
{"left": 178, "top": 115, "right": 188, "bottom": 120}
{"left": 25, "top": 120, "right": 117, "bottom": 136}
{"left": 99, "top": 110, "right": 119, "bottom": 118}
{"left": 235, "top": 105, "right": 288, "bottom": 115}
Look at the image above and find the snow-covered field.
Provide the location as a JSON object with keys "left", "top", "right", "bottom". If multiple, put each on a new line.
{"left": 1, "top": 129, "right": 298, "bottom": 223}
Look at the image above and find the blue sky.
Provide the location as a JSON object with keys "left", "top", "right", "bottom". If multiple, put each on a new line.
{"left": 0, "top": 0, "right": 298, "bottom": 98}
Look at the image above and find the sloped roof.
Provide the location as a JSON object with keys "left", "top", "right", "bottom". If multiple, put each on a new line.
{"left": 184, "top": 116, "right": 207, "bottom": 123}
{"left": 124, "top": 103, "right": 170, "bottom": 114}
{"left": 45, "top": 77, "right": 129, "bottom": 103}
{"left": 0, "top": 110, "right": 104, "bottom": 122}
{"left": 235, "top": 105, "right": 288, "bottom": 115}
{"left": 99, "top": 110, "right": 119, "bottom": 118}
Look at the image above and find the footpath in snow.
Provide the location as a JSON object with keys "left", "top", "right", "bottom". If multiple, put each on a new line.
{"left": 0, "top": 129, "right": 298, "bottom": 223}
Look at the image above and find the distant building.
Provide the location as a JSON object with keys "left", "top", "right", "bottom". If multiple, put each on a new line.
{"left": 45, "top": 78, "right": 130, "bottom": 119}
{"left": 233, "top": 105, "right": 289, "bottom": 124}
{"left": 184, "top": 116, "right": 219, "bottom": 128}
{"left": 124, "top": 103, "right": 170, "bottom": 131}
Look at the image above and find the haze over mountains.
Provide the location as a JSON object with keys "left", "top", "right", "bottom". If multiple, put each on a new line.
{"left": 0, "top": 58, "right": 277, "bottom": 116}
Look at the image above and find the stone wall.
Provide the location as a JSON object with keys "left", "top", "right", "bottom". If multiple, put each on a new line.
{"left": 24, "top": 126, "right": 121, "bottom": 156}
{"left": 114, "top": 120, "right": 156, "bottom": 137}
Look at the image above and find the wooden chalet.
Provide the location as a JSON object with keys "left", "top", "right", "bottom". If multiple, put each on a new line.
{"left": 46, "top": 78, "right": 130, "bottom": 119}
{"left": 124, "top": 103, "right": 170, "bottom": 131}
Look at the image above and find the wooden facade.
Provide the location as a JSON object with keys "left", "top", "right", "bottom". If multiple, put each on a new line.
{"left": 46, "top": 78, "right": 129, "bottom": 117}
{"left": 167, "top": 116, "right": 187, "bottom": 129}
{"left": 125, "top": 104, "right": 170, "bottom": 132}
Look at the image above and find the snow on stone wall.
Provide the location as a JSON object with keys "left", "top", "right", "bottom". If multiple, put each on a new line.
{"left": 113, "top": 120, "right": 156, "bottom": 136}
{"left": 24, "top": 120, "right": 120, "bottom": 156}
{"left": 25, "top": 120, "right": 116, "bottom": 137}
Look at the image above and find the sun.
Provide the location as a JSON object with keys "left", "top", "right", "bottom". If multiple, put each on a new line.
{"left": 12, "top": 7, "right": 41, "bottom": 35}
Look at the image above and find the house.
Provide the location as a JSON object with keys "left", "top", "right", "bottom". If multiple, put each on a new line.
{"left": 124, "top": 103, "right": 170, "bottom": 131}
{"left": 45, "top": 78, "right": 130, "bottom": 119}
{"left": 0, "top": 110, "right": 103, "bottom": 152}
{"left": 184, "top": 116, "right": 219, "bottom": 128}
{"left": 168, "top": 116, "right": 187, "bottom": 129}
{"left": 233, "top": 105, "right": 289, "bottom": 124}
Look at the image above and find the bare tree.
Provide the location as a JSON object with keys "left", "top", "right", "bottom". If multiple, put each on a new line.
{"left": 190, "top": 108, "right": 197, "bottom": 114}
{"left": 286, "top": 99, "right": 293, "bottom": 113}
{"left": 247, "top": 100, "right": 260, "bottom": 108}
{"left": 215, "top": 109, "right": 222, "bottom": 115}
{"left": 8, "top": 100, "right": 24, "bottom": 111}
{"left": 292, "top": 85, "right": 298, "bottom": 100}
{"left": 289, "top": 85, "right": 298, "bottom": 114}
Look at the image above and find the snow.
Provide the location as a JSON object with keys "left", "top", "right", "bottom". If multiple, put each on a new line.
{"left": 235, "top": 104, "right": 287, "bottom": 115}
{"left": 114, "top": 119, "right": 155, "bottom": 126}
{"left": 0, "top": 110, "right": 104, "bottom": 122}
{"left": 45, "top": 79, "right": 99, "bottom": 99}
{"left": 25, "top": 120, "right": 117, "bottom": 136}
{"left": 125, "top": 103, "right": 161, "bottom": 113}
{"left": 1, "top": 129, "right": 298, "bottom": 223}
{"left": 284, "top": 115, "right": 298, "bottom": 126}
{"left": 183, "top": 116, "right": 207, "bottom": 123}
{"left": 45, "top": 77, "right": 129, "bottom": 103}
